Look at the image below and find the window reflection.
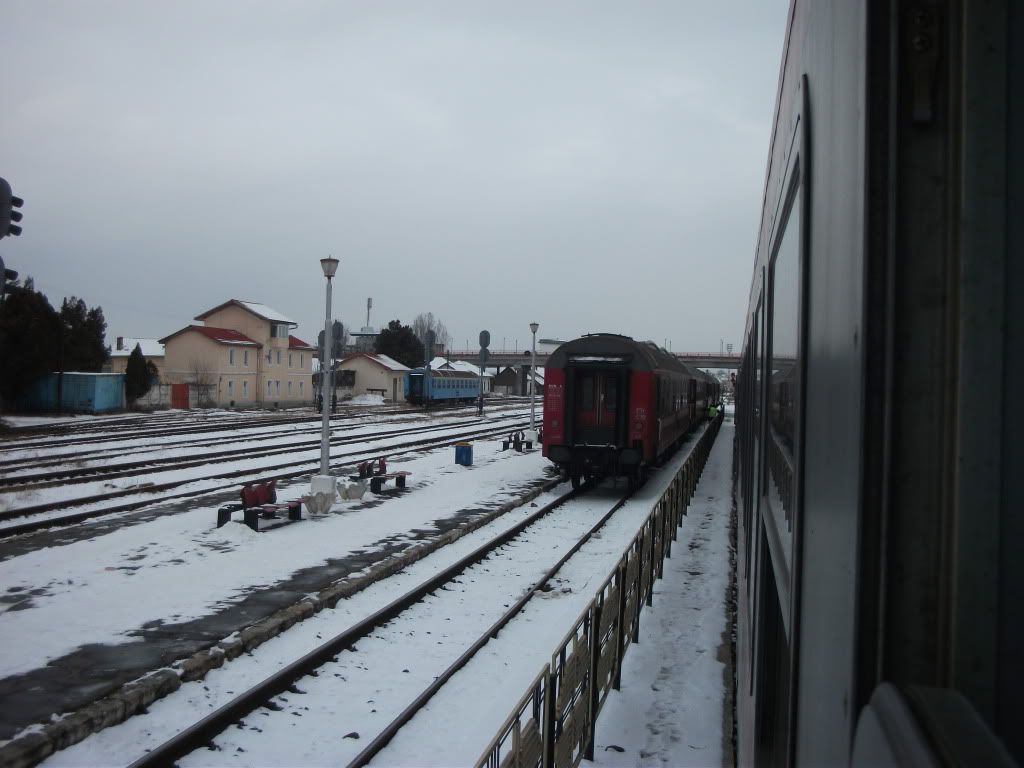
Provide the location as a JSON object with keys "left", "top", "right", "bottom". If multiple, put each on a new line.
{"left": 767, "top": 186, "right": 801, "bottom": 570}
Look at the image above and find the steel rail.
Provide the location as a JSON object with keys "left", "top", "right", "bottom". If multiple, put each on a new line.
{"left": 346, "top": 487, "right": 632, "bottom": 767}
{"left": 0, "top": 419, "right": 530, "bottom": 539}
{"left": 0, "top": 413, "right": 526, "bottom": 491}
{"left": 127, "top": 482, "right": 604, "bottom": 768}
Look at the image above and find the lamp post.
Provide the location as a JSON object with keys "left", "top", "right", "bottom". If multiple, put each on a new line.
{"left": 529, "top": 322, "right": 539, "bottom": 436}
{"left": 312, "top": 256, "right": 339, "bottom": 512}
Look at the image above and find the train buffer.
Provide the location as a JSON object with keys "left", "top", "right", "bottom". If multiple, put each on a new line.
{"left": 349, "top": 457, "right": 412, "bottom": 494}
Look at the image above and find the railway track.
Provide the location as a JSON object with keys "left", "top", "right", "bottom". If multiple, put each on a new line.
{"left": 0, "top": 416, "right": 533, "bottom": 538}
{"left": 0, "top": 403, "right": 528, "bottom": 468}
{"left": 0, "top": 414, "right": 523, "bottom": 490}
{"left": 0, "top": 401, "right": 524, "bottom": 455}
{"left": 126, "top": 480, "right": 629, "bottom": 768}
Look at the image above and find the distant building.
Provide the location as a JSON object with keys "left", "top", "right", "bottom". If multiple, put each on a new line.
{"left": 339, "top": 353, "right": 411, "bottom": 402}
{"left": 107, "top": 337, "right": 166, "bottom": 381}
{"left": 160, "top": 299, "right": 315, "bottom": 408}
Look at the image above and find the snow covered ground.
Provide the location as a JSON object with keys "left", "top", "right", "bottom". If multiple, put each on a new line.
{"left": 0, "top": 407, "right": 735, "bottom": 767}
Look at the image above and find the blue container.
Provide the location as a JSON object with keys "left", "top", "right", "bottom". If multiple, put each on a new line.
{"left": 455, "top": 442, "right": 473, "bottom": 466}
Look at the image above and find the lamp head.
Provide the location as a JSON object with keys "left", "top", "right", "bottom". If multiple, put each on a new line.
{"left": 320, "top": 256, "right": 340, "bottom": 279}
{"left": 529, "top": 322, "right": 539, "bottom": 335}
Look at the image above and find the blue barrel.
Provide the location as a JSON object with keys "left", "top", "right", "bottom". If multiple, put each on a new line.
{"left": 455, "top": 442, "right": 473, "bottom": 466}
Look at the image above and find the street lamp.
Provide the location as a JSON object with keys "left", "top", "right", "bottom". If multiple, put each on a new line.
{"left": 311, "top": 255, "right": 339, "bottom": 513}
{"left": 529, "top": 322, "right": 539, "bottom": 436}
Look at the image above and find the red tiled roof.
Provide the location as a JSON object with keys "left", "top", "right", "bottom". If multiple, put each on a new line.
{"left": 288, "top": 335, "right": 316, "bottom": 350}
{"left": 159, "top": 325, "right": 260, "bottom": 346}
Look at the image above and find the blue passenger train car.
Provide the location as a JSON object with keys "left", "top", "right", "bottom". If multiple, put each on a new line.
{"left": 404, "top": 368, "right": 479, "bottom": 405}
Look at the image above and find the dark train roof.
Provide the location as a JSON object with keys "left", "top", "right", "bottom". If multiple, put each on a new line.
{"left": 547, "top": 334, "right": 693, "bottom": 375}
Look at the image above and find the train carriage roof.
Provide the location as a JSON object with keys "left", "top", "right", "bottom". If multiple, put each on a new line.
{"left": 547, "top": 334, "right": 692, "bottom": 375}
{"left": 407, "top": 368, "right": 479, "bottom": 379}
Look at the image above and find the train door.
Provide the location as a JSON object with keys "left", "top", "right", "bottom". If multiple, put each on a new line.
{"left": 573, "top": 369, "right": 622, "bottom": 445}
{"left": 408, "top": 374, "right": 423, "bottom": 403}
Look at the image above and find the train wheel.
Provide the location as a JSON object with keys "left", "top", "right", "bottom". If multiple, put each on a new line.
{"left": 570, "top": 470, "right": 582, "bottom": 489}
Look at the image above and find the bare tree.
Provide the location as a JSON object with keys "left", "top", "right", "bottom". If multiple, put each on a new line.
{"left": 412, "top": 312, "right": 450, "bottom": 359}
{"left": 187, "top": 357, "right": 217, "bottom": 408}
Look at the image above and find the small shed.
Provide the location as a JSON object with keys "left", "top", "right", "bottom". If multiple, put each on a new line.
{"left": 338, "top": 353, "right": 411, "bottom": 402}
{"left": 25, "top": 373, "right": 126, "bottom": 414}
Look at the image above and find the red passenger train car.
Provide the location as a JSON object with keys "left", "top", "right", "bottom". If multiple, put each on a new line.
{"left": 542, "top": 334, "right": 719, "bottom": 487}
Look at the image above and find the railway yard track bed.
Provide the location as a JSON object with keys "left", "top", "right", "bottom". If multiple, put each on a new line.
{"left": 0, "top": 408, "right": 720, "bottom": 767}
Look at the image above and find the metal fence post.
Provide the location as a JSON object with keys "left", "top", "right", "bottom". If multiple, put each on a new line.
{"left": 543, "top": 665, "right": 556, "bottom": 768}
{"left": 586, "top": 605, "right": 600, "bottom": 762}
{"left": 614, "top": 559, "right": 627, "bottom": 690}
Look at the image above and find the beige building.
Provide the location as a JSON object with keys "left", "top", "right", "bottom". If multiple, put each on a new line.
{"left": 338, "top": 353, "right": 410, "bottom": 402}
{"left": 107, "top": 337, "right": 167, "bottom": 381}
{"left": 160, "top": 300, "right": 315, "bottom": 408}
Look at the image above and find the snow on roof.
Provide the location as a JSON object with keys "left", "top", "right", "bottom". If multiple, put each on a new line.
{"left": 341, "top": 352, "right": 411, "bottom": 372}
{"left": 194, "top": 300, "right": 297, "bottom": 326}
{"left": 429, "top": 357, "right": 498, "bottom": 378}
{"left": 370, "top": 353, "right": 410, "bottom": 372}
{"left": 110, "top": 338, "right": 165, "bottom": 358}
{"left": 159, "top": 325, "right": 260, "bottom": 346}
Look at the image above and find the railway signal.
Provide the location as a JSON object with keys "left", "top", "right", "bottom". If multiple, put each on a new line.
{"left": 478, "top": 331, "right": 489, "bottom": 415}
{"left": 0, "top": 255, "right": 16, "bottom": 301}
{"left": 0, "top": 178, "right": 24, "bottom": 239}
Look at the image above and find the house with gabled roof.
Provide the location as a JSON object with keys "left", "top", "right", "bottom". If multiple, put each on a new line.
{"left": 338, "top": 352, "right": 411, "bottom": 402}
{"left": 107, "top": 337, "right": 166, "bottom": 381}
{"left": 159, "top": 299, "right": 315, "bottom": 408}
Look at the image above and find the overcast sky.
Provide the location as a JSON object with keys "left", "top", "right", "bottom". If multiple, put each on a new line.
{"left": 1, "top": 1, "right": 788, "bottom": 355}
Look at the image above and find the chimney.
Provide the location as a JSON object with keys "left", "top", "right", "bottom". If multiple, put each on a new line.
{"left": 117, "top": 336, "right": 124, "bottom": 351}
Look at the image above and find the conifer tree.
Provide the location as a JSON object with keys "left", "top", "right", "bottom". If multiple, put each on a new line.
{"left": 125, "top": 344, "right": 157, "bottom": 404}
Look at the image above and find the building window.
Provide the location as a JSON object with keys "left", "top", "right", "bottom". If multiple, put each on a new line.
{"left": 242, "top": 380, "right": 248, "bottom": 399}
{"left": 271, "top": 324, "right": 289, "bottom": 339}
{"left": 243, "top": 350, "right": 249, "bottom": 367}
{"left": 228, "top": 349, "right": 235, "bottom": 366}
{"left": 228, "top": 380, "right": 234, "bottom": 396}
{"left": 276, "top": 350, "right": 282, "bottom": 365}
{"left": 289, "top": 353, "right": 294, "bottom": 368}
{"left": 300, "top": 382, "right": 304, "bottom": 396}
{"left": 300, "top": 354, "right": 304, "bottom": 368}
{"left": 266, "top": 380, "right": 271, "bottom": 395}
{"left": 288, "top": 381, "right": 293, "bottom": 396}
{"left": 275, "top": 380, "right": 280, "bottom": 395}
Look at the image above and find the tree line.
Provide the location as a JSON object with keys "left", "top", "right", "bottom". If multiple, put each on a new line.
{"left": 0, "top": 277, "right": 111, "bottom": 405}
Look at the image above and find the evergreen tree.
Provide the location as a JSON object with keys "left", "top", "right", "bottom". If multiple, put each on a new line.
{"left": 125, "top": 344, "right": 157, "bottom": 404}
{"left": 0, "top": 283, "right": 61, "bottom": 403}
{"left": 374, "top": 319, "right": 424, "bottom": 368}
{"left": 59, "top": 296, "right": 109, "bottom": 371}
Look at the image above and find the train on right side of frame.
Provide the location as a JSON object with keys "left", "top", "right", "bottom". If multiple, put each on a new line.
{"left": 734, "top": 1, "right": 1022, "bottom": 766}
{"left": 541, "top": 333, "right": 721, "bottom": 489}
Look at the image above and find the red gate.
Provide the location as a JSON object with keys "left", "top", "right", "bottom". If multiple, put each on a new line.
{"left": 171, "top": 383, "right": 189, "bottom": 409}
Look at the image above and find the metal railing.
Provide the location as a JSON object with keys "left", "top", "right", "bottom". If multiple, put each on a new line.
{"left": 476, "top": 411, "right": 724, "bottom": 768}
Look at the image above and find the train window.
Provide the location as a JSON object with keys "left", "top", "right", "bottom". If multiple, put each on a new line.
{"left": 581, "top": 377, "right": 594, "bottom": 410}
{"left": 767, "top": 176, "right": 802, "bottom": 580}
{"left": 606, "top": 376, "right": 617, "bottom": 410}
